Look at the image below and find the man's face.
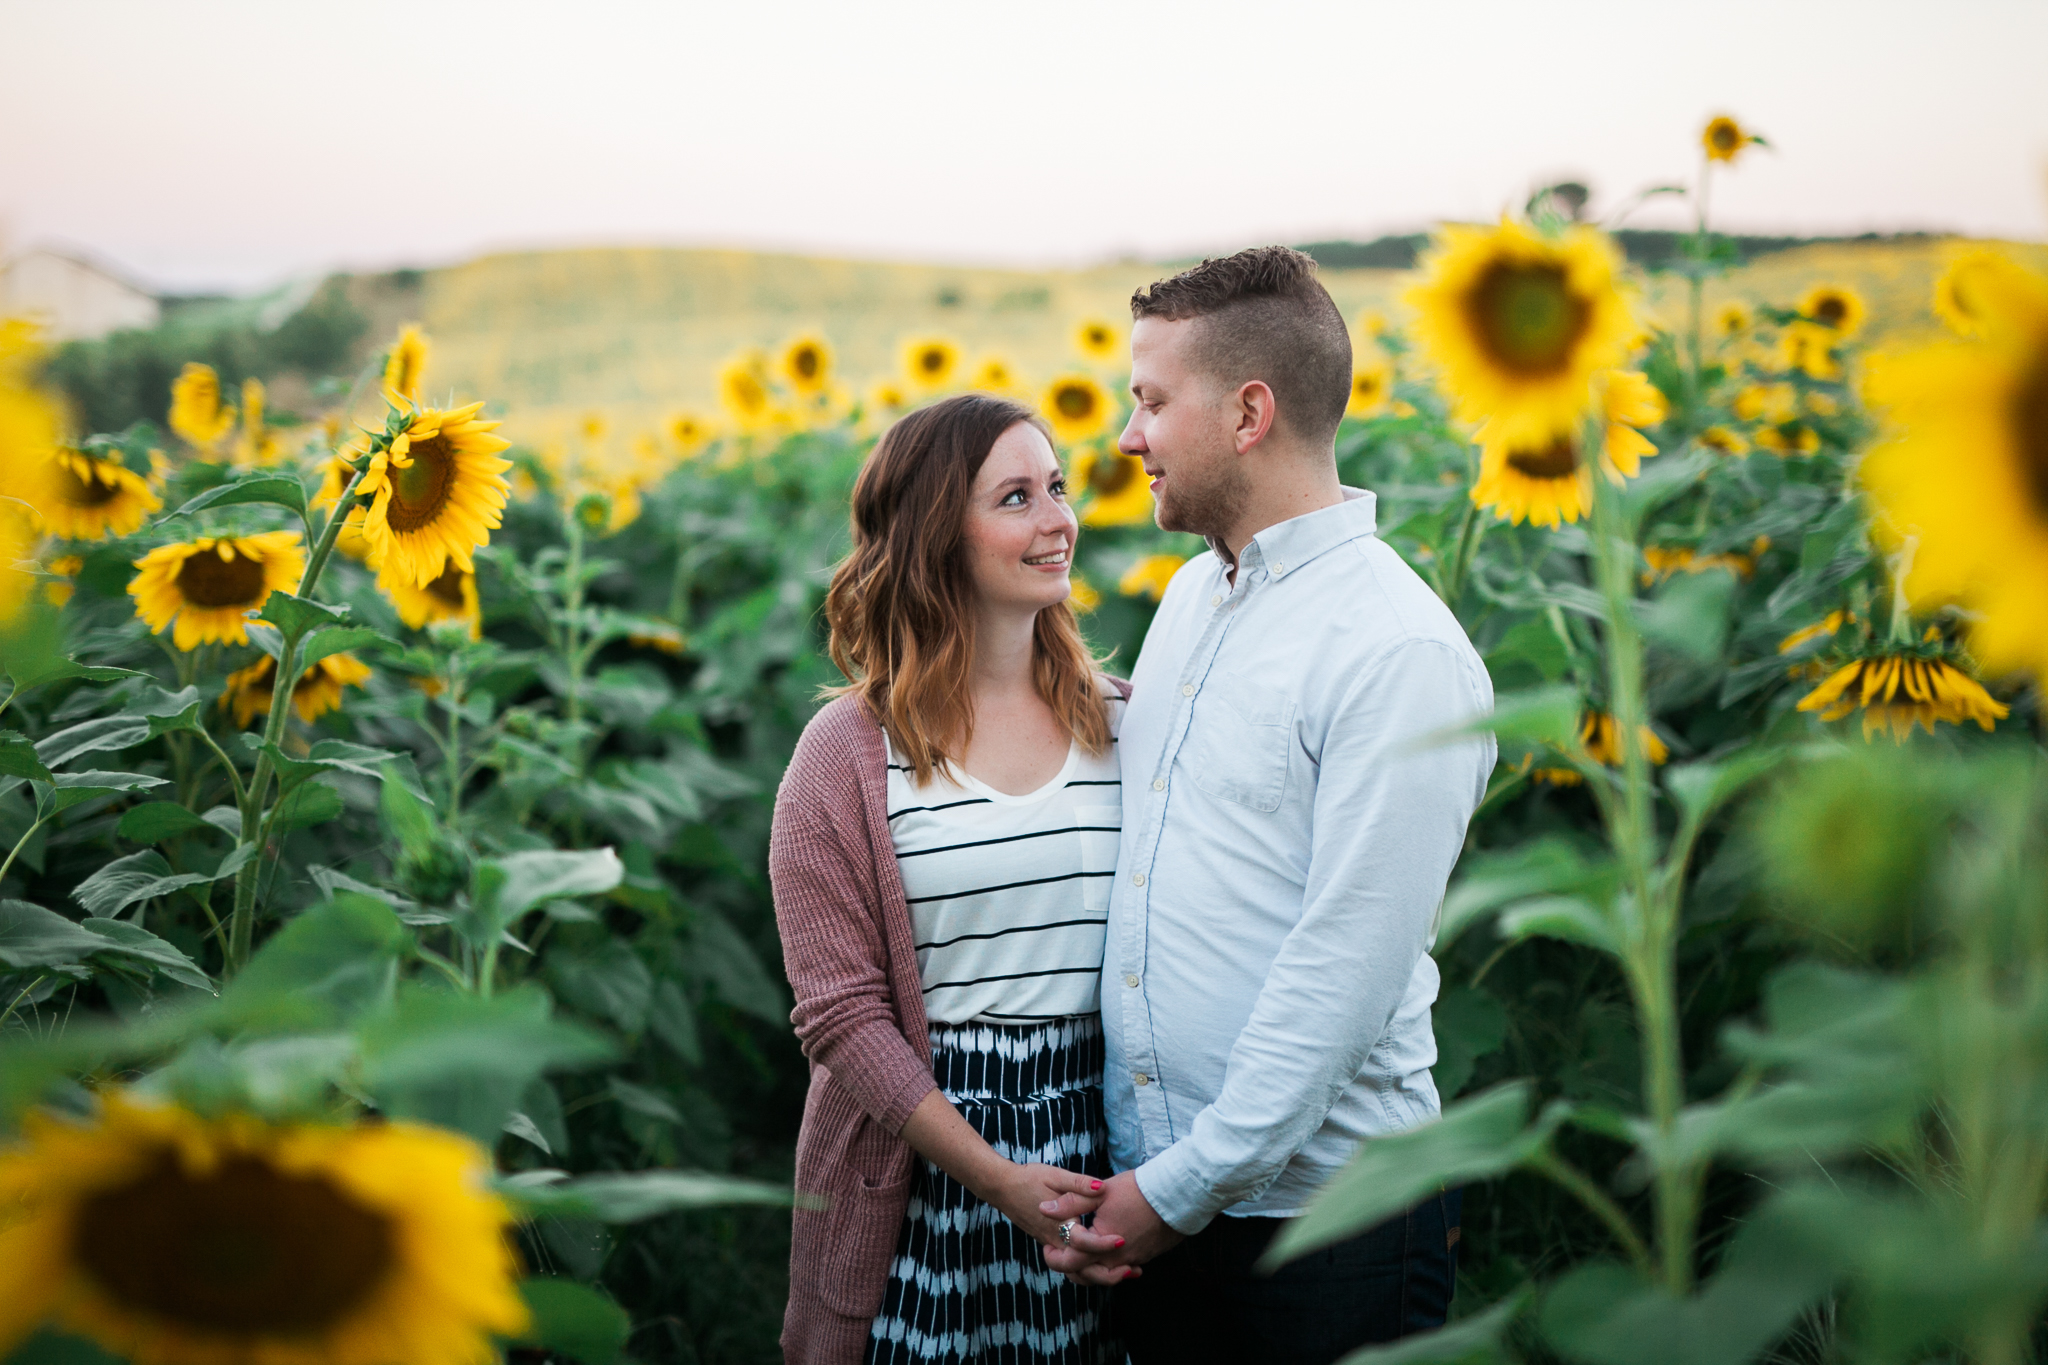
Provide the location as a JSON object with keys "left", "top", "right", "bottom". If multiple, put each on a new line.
{"left": 1119, "top": 316, "right": 1249, "bottom": 540}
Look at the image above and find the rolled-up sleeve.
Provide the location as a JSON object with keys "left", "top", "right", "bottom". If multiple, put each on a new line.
{"left": 1134, "top": 639, "right": 1494, "bottom": 1233}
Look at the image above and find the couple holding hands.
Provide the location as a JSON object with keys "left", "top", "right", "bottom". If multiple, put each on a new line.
{"left": 771, "top": 247, "right": 1494, "bottom": 1365}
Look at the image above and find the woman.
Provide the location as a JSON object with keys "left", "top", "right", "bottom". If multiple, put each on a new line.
{"left": 770, "top": 393, "right": 1132, "bottom": 1365}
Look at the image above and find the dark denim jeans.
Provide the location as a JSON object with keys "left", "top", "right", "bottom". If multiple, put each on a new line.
{"left": 1112, "top": 1188, "right": 1461, "bottom": 1365}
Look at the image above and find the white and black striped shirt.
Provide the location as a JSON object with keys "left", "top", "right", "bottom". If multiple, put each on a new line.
{"left": 888, "top": 695, "right": 1124, "bottom": 1025}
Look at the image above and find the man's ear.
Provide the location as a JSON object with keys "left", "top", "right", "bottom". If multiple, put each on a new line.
{"left": 1233, "top": 380, "right": 1278, "bottom": 455}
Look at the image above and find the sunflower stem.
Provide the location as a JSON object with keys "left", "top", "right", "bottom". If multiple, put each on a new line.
{"left": 225, "top": 462, "right": 371, "bottom": 977}
{"left": 0, "top": 813, "right": 48, "bottom": 888}
{"left": 1588, "top": 438, "right": 1693, "bottom": 1295}
{"left": 1440, "top": 498, "right": 1487, "bottom": 608}
{"left": 563, "top": 512, "right": 585, "bottom": 731}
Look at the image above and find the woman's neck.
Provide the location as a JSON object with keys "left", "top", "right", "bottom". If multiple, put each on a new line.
{"left": 969, "top": 601, "right": 1041, "bottom": 701}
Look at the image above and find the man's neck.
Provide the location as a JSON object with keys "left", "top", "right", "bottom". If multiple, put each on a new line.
{"left": 1217, "top": 460, "right": 1345, "bottom": 581}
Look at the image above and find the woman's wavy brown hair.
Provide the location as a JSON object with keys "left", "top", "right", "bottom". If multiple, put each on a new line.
{"left": 825, "top": 393, "right": 1111, "bottom": 783}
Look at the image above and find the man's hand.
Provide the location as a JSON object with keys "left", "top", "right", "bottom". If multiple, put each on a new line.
{"left": 1038, "top": 1170, "right": 1184, "bottom": 1286}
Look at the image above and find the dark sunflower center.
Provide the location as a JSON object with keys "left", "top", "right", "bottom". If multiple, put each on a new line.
{"left": 58, "top": 461, "right": 120, "bottom": 507}
{"left": 1088, "top": 455, "right": 1135, "bottom": 496}
{"left": 73, "top": 1152, "right": 397, "bottom": 1333}
{"left": 1506, "top": 436, "right": 1581, "bottom": 480}
{"left": 2015, "top": 342, "right": 2048, "bottom": 515}
{"left": 1710, "top": 124, "right": 1739, "bottom": 152}
{"left": 426, "top": 566, "right": 468, "bottom": 608}
{"left": 1055, "top": 386, "right": 1097, "bottom": 420}
{"left": 174, "top": 547, "right": 267, "bottom": 608}
{"left": 1355, "top": 375, "right": 1381, "bottom": 400}
{"left": 793, "top": 347, "right": 819, "bottom": 379}
{"left": 1813, "top": 296, "right": 1847, "bottom": 327}
{"left": 1087, "top": 328, "right": 1107, "bottom": 346}
{"left": 1470, "top": 262, "right": 1589, "bottom": 375}
{"left": 388, "top": 435, "right": 456, "bottom": 533}
{"left": 919, "top": 349, "right": 945, "bottom": 375}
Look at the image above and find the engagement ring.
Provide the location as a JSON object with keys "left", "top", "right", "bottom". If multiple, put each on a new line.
{"left": 1058, "top": 1220, "right": 1076, "bottom": 1245}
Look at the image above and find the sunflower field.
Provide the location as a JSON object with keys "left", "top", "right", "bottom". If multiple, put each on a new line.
{"left": 2, "top": 115, "right": 2047, "bottom": 1365}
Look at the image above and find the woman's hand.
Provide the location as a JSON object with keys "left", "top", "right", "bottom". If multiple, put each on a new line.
{"left": 990, "top": 1164, "right": 1122, "bottom": 1254}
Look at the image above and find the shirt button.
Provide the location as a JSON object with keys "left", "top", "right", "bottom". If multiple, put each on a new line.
{"left": 1180, "top": 684, "right": 1194, "bottom": 697}
{"left": 1275, "top": 562, "right": 1286, "bottom": 574}
{"left": 1134, "top": 1072, "right": 1150, "bottom": 1087}
{"left": 1132, "top": 872, "right": 1146, "bottom": 887}
{"left": 1124, "top": 973, "right": 1140, "bottom": 988}
{"left": 1151, "top": 778, "right": 1165, "bottom": 791}
{"left": 1210, "top": 594, "right": 1222, "bottom": 607}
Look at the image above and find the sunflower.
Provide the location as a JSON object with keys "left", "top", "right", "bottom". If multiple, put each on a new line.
{"left": 1043, "top": 374, "right": 1113, "bottom": 445}
{"left": 355, "top": 402, "right": 513, "bottom": 589}
{"left": 628, "top": 623, "right": 686, "bottom": 655}
{"left": 1778, "top": 609, "right": 1853, "bottom": 657}
{"left": 1797, "top": 652, "right": 2009, "bottom": 741}
{"left": 232, "top": 378, "right": 285, "bottom": 465}
{"left": 717, "top": 352, "right": 777, "bottom": 430}
{"left": 1356, "top": 310, "right": 1389, "bottom": 339}
{"left": 1070, "top": 446, "right": 1152, "bottom": 526}
{"left": 0, "top": 506, "right": 33, "bottom": 624}
{"left": 22, "top": 449, "right": 161, "bottom": 541}
{"left": 0, "top": 1094, "right": 527, "bottom": 1365}
{"left": 1074, "top": 318, "right": 1122, "bottom": 362}
{"left": 1860, "top": 261, "right": 2048, "bottom": 678}
{"left": 129, "top": 532, "right": 305, "bottom": 650}
{"left": 1404, "top": 220, "right": 1637, "bottom": 447}
{"left": 1932, "top": 249, "right": 2036, "bottom": 339}
{"left": 221, "top": 650, "right": 373, "bottom": 726}
{"left": 1698, "top": 425, "right": 1750, "bottom": 457}
{"left": 1754, "top": 423, "right": 1821, "bottom": 457}
{"left": 1779, "top": 322, "right": 1843, "bottom": 381}
{"left": 167, "top": 363, "right": 235, "bottom": 451}
{"left": 1798, "top": 285, "right": 1867, "bottom": 342}
{"left": 1701, "top": 115, "right": 1753, "bottom": 164}
{"left": 1347, "top": 355, "right": 1394, "bottom": 418}
{"left": 1118, "top": 553, "right": 1184, "bottom": 602}
{"left": 41, "top": 554, "right": 83, "bottom": 607}
{"left": 1469, "top": 369, "right": 1663, "bottom": 528}
{"left": 1538, "top": 711, "right": 1669, "bottom": 786}
{"left": 1640, "top": 543, "right": 1757, "bottom": 585}
{"left": 969, "top": 355, "right": 1021, "bottom": 393}
{"left": 668, "top": 410, "right": 715, "bottom": 456}
{"left": 903, "top": 337, "right": 961, "bottom": 390}
{"left": 383, "top": 324, "right": 430, "bottom": 401}
{"left": 1715, "top": 303, "right": 1752, "bottom": 337}
{"left": 779, "top": 334, "right": 833, "bottom": 394}
{"left": 1069, "top": 573, "right": 1101, "bottom": 613}
{"left": 381, "top": 562, "right": 481, "bottom": 638}
{"left": 1734, "top": 382, "right": 1797, "bottom": 424}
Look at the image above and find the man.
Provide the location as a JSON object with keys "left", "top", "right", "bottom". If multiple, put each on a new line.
{"left": 1042, "top": 246, "right": 1495, "bottom": 1363}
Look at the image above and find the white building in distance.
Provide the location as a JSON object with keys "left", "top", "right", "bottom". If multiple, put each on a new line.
{"left": 0, "top": 247, "right": 160, "bottom": 342}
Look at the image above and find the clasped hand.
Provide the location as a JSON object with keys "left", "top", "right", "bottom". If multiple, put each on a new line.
{"left": 1035, "top": 1170, "right": 1184, "bottom": 1286}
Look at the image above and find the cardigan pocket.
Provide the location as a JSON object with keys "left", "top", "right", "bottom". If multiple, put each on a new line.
{"left": 816, "top": 1161, "right": 915, "bottom": 1318}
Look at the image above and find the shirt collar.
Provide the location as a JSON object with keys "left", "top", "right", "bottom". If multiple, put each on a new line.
{"left": 1206, "top": 487, "right": 1378, "bottom": 579}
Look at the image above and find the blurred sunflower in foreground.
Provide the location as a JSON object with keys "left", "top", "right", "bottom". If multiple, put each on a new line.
{"left": 21, "top": 448, "right": 160, "bottom": 541}
{"left": 0, "top": 1095, "right": 528, "bottom": 1365}
{"left": 1406, "top": 219, "right": 1636, "bottom": 448}
{"left": 1468, "top": 370, "right": 1664, "bottom": 528}
{"left": 128, "top": 532, "right": 305, "bottom": 650}
{"left": 1118, "top": 553, "right": 1184, "bottom": 601}
{"left": 1860, "top": 258, "right": 2048, "bottom": 678}
{"left": 222, "top": 650, "right": 373, "bottom": 726}
{"left": 355, "top": 402, "right": 513, "bottom": 589}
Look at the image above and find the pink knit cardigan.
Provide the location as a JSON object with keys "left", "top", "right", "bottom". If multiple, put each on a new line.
{"left": 768, "top": 685, "right": 1129, "bottom": 1364}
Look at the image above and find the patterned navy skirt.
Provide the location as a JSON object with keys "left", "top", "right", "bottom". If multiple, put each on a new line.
{"left": 866, "top": 1015, "right": 1122, "bottom": 1365}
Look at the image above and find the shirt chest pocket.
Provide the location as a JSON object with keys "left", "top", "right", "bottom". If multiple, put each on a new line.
{"left": 1183, "top": 670, "right": 1295, "bottom": 812}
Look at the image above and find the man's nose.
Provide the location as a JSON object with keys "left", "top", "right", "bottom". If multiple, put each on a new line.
{"left": 1118, "top": 414, "right": 1145, "bottom": 456}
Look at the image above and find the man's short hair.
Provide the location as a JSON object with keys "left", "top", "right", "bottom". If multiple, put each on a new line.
{"left": 1130, "top": 246, "right": 1352, "bottom": 447}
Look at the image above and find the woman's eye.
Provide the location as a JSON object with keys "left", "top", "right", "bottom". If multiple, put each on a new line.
{"left": 1050, "top": 479, "right": 1068, "bottom": 498}
{"left": 1001, "top": 489, "right": 1027, "bottom": 506}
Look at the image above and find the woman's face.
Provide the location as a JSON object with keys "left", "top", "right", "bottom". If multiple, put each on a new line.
{"left": 961, "top": 422, "right": 1078, "bottom": 616}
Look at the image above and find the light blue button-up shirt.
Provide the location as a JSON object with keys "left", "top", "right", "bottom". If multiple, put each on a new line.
{"left": 1105, "top": 488, "right": 1495, "bottom": 1234}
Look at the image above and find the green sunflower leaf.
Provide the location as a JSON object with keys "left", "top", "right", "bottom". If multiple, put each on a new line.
{"left": 299, "top": 625, "right": 397, "bottom": 671}
{"left": 0, "top": 731, "right": 52, "bottom": 783}
{"left": 514, "top": 1278, "right": 631, "bottom": 1365}
{"left": 118, "top": 800, "right": 230, "bottom": 844}
{"left": 0, "top": 899, "right": 109, "bottom": 968}
{"left": 171, "top": 473, "right": 308, "bottom": 517}
{"left": 45, "top": 770, "right": 170, "bottom": 813}
{"left": 260, "top": 591, "right": 349, "bottom": 639}
{"left": 34, "top": 714, "right": 151, "bottom": 770}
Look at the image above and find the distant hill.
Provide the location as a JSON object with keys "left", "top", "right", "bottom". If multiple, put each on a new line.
{"left": 1294, "top": 230, "right": 1953, "bottom": 272}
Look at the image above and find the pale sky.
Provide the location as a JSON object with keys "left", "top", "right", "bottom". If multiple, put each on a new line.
{"left": 4, "top": 0, "right": 2045, "bottom": 294}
